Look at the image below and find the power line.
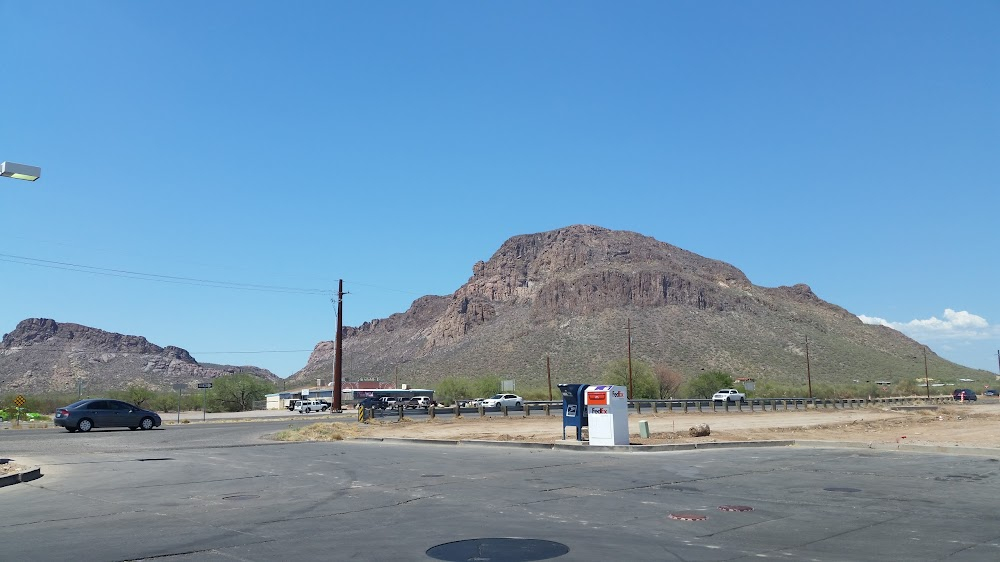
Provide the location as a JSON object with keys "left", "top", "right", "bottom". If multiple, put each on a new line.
{"left": 0, "top": 253, "right": 332, "bottom": 295}
{"left": 1, "top": 344, "right": 314, "bottom": 355}
{"left": 0, "top": 252, "right": 441, "bottom": 297}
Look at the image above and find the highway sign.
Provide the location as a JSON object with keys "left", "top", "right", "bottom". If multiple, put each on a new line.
{"left": 172, "top": 383, "right": 187, "bottom": 391}
{"left": 197, "top": 383, "right": 213, "bottom": 389}
{"left": 14, "top": 395, "right": 25, "bottom": 407}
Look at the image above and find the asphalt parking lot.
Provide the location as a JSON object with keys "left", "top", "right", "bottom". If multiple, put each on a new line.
{"left": 3, "top": 420, "right": 1000, "bottom": 561}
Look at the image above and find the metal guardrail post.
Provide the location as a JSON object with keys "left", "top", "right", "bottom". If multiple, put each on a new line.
{"left": 454, "top": 404, "right": 461, "bottom": 418}
{"left": 652, "top": 401, "right": 658, "bottom": 414}
{"left": 429, "top": 406, "right": 435, "bottom": 420}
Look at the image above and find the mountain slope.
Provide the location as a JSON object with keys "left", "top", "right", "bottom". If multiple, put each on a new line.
{"left": 290, "top": 225, "right": 988, "bottom": 388}
{"left": 0, "top": 318, "right": 279, "bottom": 393}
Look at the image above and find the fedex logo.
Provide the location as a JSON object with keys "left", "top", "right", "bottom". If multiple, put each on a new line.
{"left": 590, "top": 407, "right": 608, "bottom": 414}
{"left": 612, "top": 390, "right": 624, "bottom": 398}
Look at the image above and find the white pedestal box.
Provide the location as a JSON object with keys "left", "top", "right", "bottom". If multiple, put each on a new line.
{"left": 585, "top": 385, "right": 629, "bottom": 446}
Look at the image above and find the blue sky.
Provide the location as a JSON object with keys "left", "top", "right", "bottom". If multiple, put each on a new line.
{"left": 2, "top": 1, "right": 997, "bottom": 378}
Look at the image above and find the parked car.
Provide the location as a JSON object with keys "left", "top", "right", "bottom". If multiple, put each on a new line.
{"left": 712, "top": 389, "right": 747, "bottom": 403}
{"left": 462, "top": 398, "right": 485, "bottom": 408}
{"left": 357, "top": 397, "right": 387, "bottom": 410}
{"left": 404, "top": 396, "right": 435, "bottom": 409}
{"left": 984, "top": 389, "right": 998, "bottom": 396}
{"left": 481, "top": 394, "right": 523, "bottom": 409}
{"left": 54, "top": 399, "right": 161, "bottom": 433}
{"left": 286, "top": 400, "right": 301, "bottom": 411}
{"left": 295, "top": 400, "right": 330, "bottom": 413}
{"left": 380, "top": 397, "right": 405, "bottom": 408}
{"left": 952, "top": 389, "right": 977, "bottom": 401}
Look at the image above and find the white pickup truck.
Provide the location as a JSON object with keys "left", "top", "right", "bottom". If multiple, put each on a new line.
{"left": 712, "top": 389, "right": 746, "bottom": 403}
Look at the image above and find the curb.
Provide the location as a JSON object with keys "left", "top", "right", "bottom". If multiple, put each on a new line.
{"left": 793, "top": 440, "right": 1000, "bottom": 456}
{"left": 351, "top": 436, "right": 998, "bottom": 456}
{"left": 0, "top": 466, "right": 42, "bottom": 488}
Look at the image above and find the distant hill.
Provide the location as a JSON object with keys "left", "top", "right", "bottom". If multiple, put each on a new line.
{"left": 0, "top": 318, "right": 279, "bottom": 394}
{"left": 288, "top": 225, "right": 990, "bottom": 389}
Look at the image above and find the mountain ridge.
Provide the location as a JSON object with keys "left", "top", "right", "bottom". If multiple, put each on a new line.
{"left": 289, "top": 225, "right": 989, "bottom": 388}
{"left": 0, "top": 318, "right": 279, "bottom": 393}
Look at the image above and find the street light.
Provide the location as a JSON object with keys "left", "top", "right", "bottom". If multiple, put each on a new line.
{"left": 1, "top": 161, "right": 41, "bottom": 181}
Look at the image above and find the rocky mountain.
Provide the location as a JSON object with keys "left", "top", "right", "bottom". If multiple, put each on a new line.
{"left": 0, "top": 318, "right": 279, "bottom": 393}
{"left": 288, "top": 225, "right": 990, "bottom": 389}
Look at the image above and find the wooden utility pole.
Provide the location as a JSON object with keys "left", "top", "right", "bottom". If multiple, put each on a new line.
{"left": 626, "top": 318, "right": 634, "bottom": 398}
{"left": 333, "top": 280, "right": 346, "bottom": 412}
{"left": 805, "top": 336, "right": 813, "bottom": 399}
{"left": 546, "top": 356, "right": 553, "bottom": 401}
{"left": 923, "top": 347, "right": 930, "bottom": 399}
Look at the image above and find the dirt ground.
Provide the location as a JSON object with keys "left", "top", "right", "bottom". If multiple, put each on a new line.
{"left": 351, "top": 402, "right": 1000, "bottom": 448}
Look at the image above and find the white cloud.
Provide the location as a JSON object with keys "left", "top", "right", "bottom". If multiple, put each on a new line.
{"left": 859, "top": 309, "right": 995, "bottom": 341}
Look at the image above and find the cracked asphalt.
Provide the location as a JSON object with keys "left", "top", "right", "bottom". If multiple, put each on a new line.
{"left": 3, "top": 421, "right": 1000, "bottom": 561}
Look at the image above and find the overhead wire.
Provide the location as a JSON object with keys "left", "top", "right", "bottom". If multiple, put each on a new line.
{"left": 0, "top": 253, "right": 333, "bottom": 295}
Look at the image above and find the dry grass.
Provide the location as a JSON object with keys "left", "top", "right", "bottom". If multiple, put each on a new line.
{"left": 271, "top": 422, "right": 362, "bottom": 442}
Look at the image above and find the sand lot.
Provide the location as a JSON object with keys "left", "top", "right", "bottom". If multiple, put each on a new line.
{"left": 350, "top": 402, "right": 1000, "bottom": 448}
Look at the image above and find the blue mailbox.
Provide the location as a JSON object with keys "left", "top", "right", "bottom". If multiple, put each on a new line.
{"left": 558, "top": 383, "right": 590, "bottom": 440}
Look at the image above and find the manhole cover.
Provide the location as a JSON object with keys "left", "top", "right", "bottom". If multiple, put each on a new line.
{"left": 718, "top": 505, "right": 754, "bottom": 512}
{"left": 222, "top": 494, "right": 260, "bottom": 501}
{"left": 823, "top": 487, "right": 862, "bottom": 493}
{"left": 426, "top": 538, "right": 569, "bottom": 561}
{"left": 668, "top": 512, "right": 708, "bottom": 521}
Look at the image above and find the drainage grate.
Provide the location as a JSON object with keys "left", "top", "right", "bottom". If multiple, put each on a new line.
{"left": 823, "top": 487, "right": 862, "bottom": 493}
{"left": 222, "top": 494, "right": 260, "bottom": 501}
{"left": 718, "top": 505, "right": 754, "bottom": 512}
{"left": 427, "top": 538, "right": 569, "bottom": 561}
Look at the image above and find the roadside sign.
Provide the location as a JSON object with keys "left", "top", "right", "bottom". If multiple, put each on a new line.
{"left": 172, "top": 383, "right": 187, "bottom": 391}
{"left": 14, "top": 395, "right": 25, "bottom": 407}
{"left": 197, "top": 383, "right": 213, "bottom": 389}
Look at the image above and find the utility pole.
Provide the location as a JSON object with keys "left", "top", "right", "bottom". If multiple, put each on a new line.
{"left": 805, "top": 336, "right": 813, "bottom": 399}
{"left": 626, "top": 318, "right": 634, "bottom": 399}
{"left": 546, "top": 356, "right": 553, "bottom": 401}
{"left": 333, "top": 280, "right": 346, "bottom": 412}
{"left": 923, "top": 347, "right": 930, "bottom": 399}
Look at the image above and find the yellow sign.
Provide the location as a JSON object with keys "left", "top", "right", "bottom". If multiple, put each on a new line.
{"left": 14, "top": 395, "right": 25, "bottom": 407}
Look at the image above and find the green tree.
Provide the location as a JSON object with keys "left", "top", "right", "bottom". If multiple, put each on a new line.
{"left": 600, "top": 359, "right": 659, "bottom": 399}
{"left": 471, "top": 376, "right": 502, "bottom": 398}
{"left": 684, "top": 371, "right": 734, "bottom": 398}
{"left": 435, "top": 377, "right": 472, "bottom": 405}
{"left": 110, "top": 385, "right": 156, "bottom": 408}
{"left": 209, "top": 374, "right": 275, "bottom": 412}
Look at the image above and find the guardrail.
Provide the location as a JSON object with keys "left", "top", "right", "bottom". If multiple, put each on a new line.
{"left": 358, "top": 395, "right": 959, "bottom": 421}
